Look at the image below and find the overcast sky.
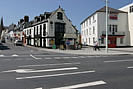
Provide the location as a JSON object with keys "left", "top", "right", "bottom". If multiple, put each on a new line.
{"left": 0, "top": 0, "right": 132, "bottom": 31}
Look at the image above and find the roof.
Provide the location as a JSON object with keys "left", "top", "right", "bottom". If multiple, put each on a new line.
{"left": 81, "top": 6, "right": 127, "bottom": 24}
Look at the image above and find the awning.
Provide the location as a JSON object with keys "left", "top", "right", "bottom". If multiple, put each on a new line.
{"left": 64, "top": 34, "right": 77, "bottom": 39}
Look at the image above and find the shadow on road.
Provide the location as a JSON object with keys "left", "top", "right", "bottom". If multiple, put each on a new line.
{"left": 0, "top": 43, "right": 10, "bottom": 50}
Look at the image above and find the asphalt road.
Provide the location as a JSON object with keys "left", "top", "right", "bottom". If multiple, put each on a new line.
{"left": 0, "top": 42, "right": 133, "bottom": 89}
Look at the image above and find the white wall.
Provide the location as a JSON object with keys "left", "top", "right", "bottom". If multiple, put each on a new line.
{"left": 81, "top": 11, "right": 129, "bottom": 47}
{"left": 81, "top": 13, "right": 98, "bottom": 46}
{"left": 119, "top": 3, "right": 133, "bottom": 46}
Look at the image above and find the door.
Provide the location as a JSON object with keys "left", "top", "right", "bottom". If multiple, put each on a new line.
{"left": 108, "top": 37, "right": 116, "bottom": 48}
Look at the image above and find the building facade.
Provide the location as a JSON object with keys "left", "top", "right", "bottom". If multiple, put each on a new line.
{"left": 119, "top": 3, "right": 133, "bottom": 46}
{"left": 81, "top": 6, "right": 130, "bottom": 48}
{"left": 23, "top": 7, "right": 78, "bottom": 48}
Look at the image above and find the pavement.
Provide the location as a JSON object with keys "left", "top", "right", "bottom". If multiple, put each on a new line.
{"left": 27, "top": 45, "right": 133, "bottom": 56}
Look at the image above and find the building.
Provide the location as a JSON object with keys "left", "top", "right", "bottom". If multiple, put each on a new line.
{"left": 119, "top": 3, "right": 133, "bottom": 46}
{"left": 81, "top": 6, "right": 130, "bottom": 48}
{"left": 23, "top": 6, "right": 78, "bottom": 49}
{"left": 0, "top": 17, "right": 4, "bottom": 40}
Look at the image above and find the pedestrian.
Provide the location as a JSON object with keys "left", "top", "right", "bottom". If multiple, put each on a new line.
{"left": 94, "top": 41, "right": 100, "bottom": 51}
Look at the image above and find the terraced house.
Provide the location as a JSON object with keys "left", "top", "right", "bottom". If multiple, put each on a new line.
{"left": 23, "top": 6, "right": 78, "bottom": 49}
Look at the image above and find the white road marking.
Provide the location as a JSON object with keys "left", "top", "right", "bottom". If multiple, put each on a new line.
{"left": 63, "top": 57, "right": 70, "bottom": 59}
{"left": 19, "top": 62, "right": 80, "bottom": 67}
{"left": 127, "top": 66, "right": 133, "bottom": 69}
{"left": 34, "top": 55, "right": 73, "bottom": 57}
{"left": 104, "top": 59, "right": 133, "bottom": 63}
{"left": 54, "top": 57, "right": 61, "bottom": 59}
{"left": 45, "top": 58, "right": 52, "bottom": 59}
{"left": 12, "top": 54, "right": 18, "bottom": 57}
{"left": 30, "top": 54, "right": 42, "bottom": 59}
{"left": 1, "top": 69, "right": 33, "bottom": 73}
{"left": 0, "top": 55, "right": 4, "bottom": 57}
{"left": 18, "top": 67, "right": 78, "bottom": 73}
{"left": 1, "top": 67, "right": 78, "bottom": 74}
{"left": 79, "top": 56, "right": 86, "bottom": 58}
{"left": 71, "top": 57, "right": 78, "bottom": 59}
{"left": 16, "top": 70, "right": 95, "bottom": 80}
{"left": 35, "top": 88, "right": 42, "bottom": 89}
{"left": 51, "top": 80, "right": 106, "bottom": 89}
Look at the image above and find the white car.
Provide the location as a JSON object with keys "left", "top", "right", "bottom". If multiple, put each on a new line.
{"left": 14, "top": 40, "right": 23, "bottom": 46}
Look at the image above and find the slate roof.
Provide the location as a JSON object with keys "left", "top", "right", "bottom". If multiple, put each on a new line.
{"left": 81, "top": 6, "right": 127, "bottom": 24}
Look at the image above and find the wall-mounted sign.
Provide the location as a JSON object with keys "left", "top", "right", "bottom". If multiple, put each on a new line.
{"left": 109, "top": 14, "right": 118, "bottom": 20}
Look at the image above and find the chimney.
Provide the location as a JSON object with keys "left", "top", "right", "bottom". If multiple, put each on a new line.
{"left": 24, "top": 16, "right": 29, "bottom": 22}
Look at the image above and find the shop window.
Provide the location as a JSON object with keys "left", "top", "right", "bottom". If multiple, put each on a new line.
{"left": 101, "top": 38, "right": 104, "bottom": 44}
{"left": 120, "top": 38, "right": 123, "bottom": 44}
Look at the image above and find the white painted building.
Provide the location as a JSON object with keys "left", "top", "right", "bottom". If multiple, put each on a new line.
{"left": 81, "top": 6, "right": 130, "bottom": 48}
{"left": 119, "top": 3, "right": 133, "bottom": 46}
{"left": 23, "top": 6, "right": 78, "bottom": 48}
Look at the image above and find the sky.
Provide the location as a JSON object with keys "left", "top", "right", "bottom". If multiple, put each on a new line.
{"left": 0, "top": 0, "right": 132, "bottom": 31}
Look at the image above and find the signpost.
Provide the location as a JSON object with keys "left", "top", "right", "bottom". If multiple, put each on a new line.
{"left": 106, "top": 0, "right": 108, "bottom": 53}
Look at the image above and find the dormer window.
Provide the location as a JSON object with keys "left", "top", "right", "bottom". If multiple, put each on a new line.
{"left": 57, "top": 12, "right": 63, "bottom": 20}
{"left": 130, "top": 6, "right": 133, "bottom": 13}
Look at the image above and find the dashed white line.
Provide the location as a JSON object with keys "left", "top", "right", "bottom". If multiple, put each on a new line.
{"left": 19, "top": 62, "right": 80, "bottom": 67}
{"left": 12, "top": 54, "right": 18, "bottom": 57}
{"left": 30, "top": 54, "right": 42, "bottom": 59}
{"left": 16, "top": 70, "right": 95, "bottom": 80}
{"left": 54, "top": 57, "right": 61, "bottom": 59}
{"left": 127, "top": 66, "right": 133, "bottom": 69}
{"left": 45, "top": 58, "right": 52, "bottom": 59}
{"left": 0, "top": 55, "right": 4, "bottom": 57}
{"left": 51, "top": 80, "right": 106, "bottom": 89}
{"left": 63, "top": 57, "right": 70, "bottom": 59}
{"left": 18, "top": 67, "right": 78, "bottom": 73}
{"left": 35, "top": 88, "right": 42, "bottom": 89}
{"left": 104, "top": 59, "right": 133, "bottom": 63}
{"left": 79, "top": 56, "right": 86, "bottom": 58}
{"left": 71, "top": 57, "right": 78, "bottom": 59}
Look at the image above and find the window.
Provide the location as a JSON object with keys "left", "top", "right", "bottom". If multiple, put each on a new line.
{"left": 43, "top": 24, "right": 46, "bottom": 36}
{"left": 115, "top": 25, "right": 117, "bottom": 32}
{"left": 109, "top": 25, "right": 118, "bottom": 33}
{"left": 40, "top": 25, "right": 42, "bottom": 35}
{"left": 86, "top": 29, "right": 88, "bottom": 35}
{"left": 86, "top": 20, "right": 88, "bottom": 27}
{"left": 130, "top": 6, "right": 133, "bottom": 13}
{"left": 120, "top": 38, "right": 123, "bottom": 44}
{"left": 37, "top": 26, "right": 38, "bottom": 35}
{"left": 89, "top": 19, "right": 91, "bottom": 25}
{"left": 93, "top": 15, "right": 95, "bottom": 20}
{"left": 109, "top": 25, "right": 111, "bottom": 32}
{"left": 34, "top": 27, "right": 35, "bottom": 35}
{"left": 101, "top": 38, "right": 104, "bottom": 44}
{"left": 89, "top": 38, "right": 90, "bottom": 44}
{"left": 93, "top": 37, "right": 95, "bottom": 43}
{"left": 30, "top": 29, "right": 31, "bottom": 35}
{"left": 89, "top": 28, "right": 91, "bottom": 35}
{"left": 57, "top": 12, "right": 63, "bottom": 20}
{"left": 93, "top": 26, "right": 95, "bottom": 34}
{"left": 50, "top": 21, "right": 53, "bottom": 30}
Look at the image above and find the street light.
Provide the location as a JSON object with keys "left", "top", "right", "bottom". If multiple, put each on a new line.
{"left": 105, "top": 0, "right": 108, "bottom": 53}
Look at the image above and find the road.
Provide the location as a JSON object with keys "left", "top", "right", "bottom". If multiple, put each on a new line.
{"left": 0, "top": 42, "right": 133, "bottom": 89}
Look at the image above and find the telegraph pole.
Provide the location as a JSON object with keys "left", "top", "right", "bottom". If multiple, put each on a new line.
{"left": 105, "top": 0, "right": 108, "bottom": 53}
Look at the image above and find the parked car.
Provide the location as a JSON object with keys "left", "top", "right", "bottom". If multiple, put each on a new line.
{"left": 14, "top": 40, "right": 23, "bottom": 46}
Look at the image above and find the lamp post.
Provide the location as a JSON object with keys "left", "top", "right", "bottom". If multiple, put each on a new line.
{"left": 105, "top": 0, "right": 108, "bottom": 53}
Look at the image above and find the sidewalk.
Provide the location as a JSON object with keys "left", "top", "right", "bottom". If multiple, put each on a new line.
{"left": 28, "top": 45, "right": 133, "bottom": 56}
